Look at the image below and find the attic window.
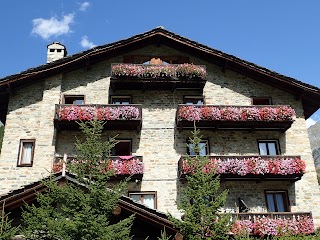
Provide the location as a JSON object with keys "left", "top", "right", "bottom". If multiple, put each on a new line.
{"left": 125, "top": 56, "right": 189, "bottom": 64}
{"left": 57, "top": 49, "right": 62, "bottom": 53}
{"left": 49, "top": 49, "right": 55, "bottom": 52}
{"left": 64, "top": 95, "right": 85, "bottom": 104}
{"left": 111, "top": 96, "right": 131, "bottom": 104}
{"left": 184, "top": 96, "right": 204, "bottom": 105}
{"left": 252, "top": 97, "right": 272, "bottom": 105}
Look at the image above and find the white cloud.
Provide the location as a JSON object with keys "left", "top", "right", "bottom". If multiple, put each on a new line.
{"left": 32, "top": 14, "right": 74, "bottom": 40}
{"left": 79, "top": 2, "right": 90, "bottom": 11}
{"left": 80, "top": 35, "right": 96, "bottom": 49}
{"left": 306, "top": 118, "right": 316, "bottom": 128}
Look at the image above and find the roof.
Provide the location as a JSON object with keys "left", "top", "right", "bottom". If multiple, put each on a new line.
{"left": 0, "top": 27, "right": 319, "bottom": 118}
{"left": 0, "top": 171, "right": 177, "bottom": 233}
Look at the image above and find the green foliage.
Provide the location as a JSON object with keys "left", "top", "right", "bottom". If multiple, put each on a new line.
{"left": 0, "top": 203, "right": 19, "bottom": 240}
{"left": 0, "top": 126, "right": 4, "bottom": 154}
{"left": 169, "top": 128, "right": 231, "bottom": 240}
{"left": 22, "top": 120, "right": 134, "bottom": 240}
{"left": 157, "top": 228, "right": 172, "bottom": 240}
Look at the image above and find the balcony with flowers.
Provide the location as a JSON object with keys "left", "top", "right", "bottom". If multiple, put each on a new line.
{"left": 54, "top": 104, "right": 142, "bottom": 131}
{"left": 178, "top": 155, "right": 305, "bottom": 181}
{"left": 110, "top": 63, "right": 207, "bottom": 90}
{"left": 230, "top": 212, "right": 314, "bottom": 237}
{"left": 176, "top": 105, "right": 295, "bottom": 132}
{"left": 53, "top": 155, "right": 144, "bottom": 180}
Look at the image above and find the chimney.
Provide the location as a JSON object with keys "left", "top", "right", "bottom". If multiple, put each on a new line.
{"left": 47, "top": 42, "right": 67, "bottom": 63}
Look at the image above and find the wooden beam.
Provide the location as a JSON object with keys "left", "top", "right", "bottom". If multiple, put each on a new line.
{"left": 222, "top": 60, "right": 229, "bottom": 73}
{"left": 295, "top": 89, "right": 306, "bottom": 101}
{"left": 5, "top": 83, "right": 13, "bottom": 96}
{"left": 85, "top": 57, "right": 91, "bottom": 71}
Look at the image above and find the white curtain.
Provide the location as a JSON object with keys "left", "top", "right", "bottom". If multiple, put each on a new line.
{"left": 21, "top": 143, "right": 33, "bottom": 164}
{"left": 143, "top": 194, "right": 155, "bottom": 209}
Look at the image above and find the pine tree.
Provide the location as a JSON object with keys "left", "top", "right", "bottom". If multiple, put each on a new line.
{"left": 0, "top": 203, "right": 19, "bottom": 240}
{"left": 170, "top": 128, "right": 231, "bottom": 240}
{"left": 22, "top": 120, "right": 134, "bottom": 240}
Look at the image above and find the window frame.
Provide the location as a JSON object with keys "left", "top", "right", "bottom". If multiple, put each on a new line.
{"left": 63, "top": 95, "right": 85, "bottom": 104}
{"left": 183, "top": 95, "right": 204, "bottom": 105}
{"left": 125, "top": 55, "right": 189, "bottom": 64}
{"left": 257, "top": 140, "right": 280, "bottom": 156}
{"left": 251, "top": 97, "right": 273, "bottom": 105}
{"left": 110, "top": 95, "right": 132, "bottom": 104}
{"left": 17, "top": 139, "right": 36, "bottom": 167}
{"left": 112, "top": 139, "right": 132, "bottom": 156}
{"left": 128, "top": 191, "right": 157, "bottom": 209}
{"left": 187, "top": 139, "right": 210, "bottom": 156}
{"left": 264, "top": 190, "right": 290, "bottom": 212}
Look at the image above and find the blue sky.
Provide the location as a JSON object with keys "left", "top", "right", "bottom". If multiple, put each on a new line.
{"left": 0, "top": 1, "right": 319, "bottom": 126}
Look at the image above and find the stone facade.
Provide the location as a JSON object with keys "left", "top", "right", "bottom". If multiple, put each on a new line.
{"left": 1, "top": 44, "right": 320, "bottom": 228}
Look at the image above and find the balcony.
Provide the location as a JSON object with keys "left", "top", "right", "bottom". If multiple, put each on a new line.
{"left": 178, "top": 155, "right": 305, "bottom": 182}
{"left": 54, "top": 104, "right": 142, "bottom": 131}
{"left": 110, "top": 63, "right": 207, "bottom": 91}
{"left": 231, "top": 212, "right": 314, "bottom": 236}
{"left": 53, "top": 155, "right": 144, "bottom": 181}
{"left": 176, "top": 105, "right": 295, "bottom": 132}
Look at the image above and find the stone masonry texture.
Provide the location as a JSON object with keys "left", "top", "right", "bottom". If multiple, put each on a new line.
{"left": 0, "top": 44, "right": 320, "bottom": 227}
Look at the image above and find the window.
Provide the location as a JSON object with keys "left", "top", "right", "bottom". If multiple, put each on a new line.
{"left": 129, "top": 191, "right": 157, "bottom": 209}
{"left": 64, "top": 95, "right": 85, "bottom": 104}
{"left": 183, "top": 96, "right": 204, "bottom": 105}
{"left": 252, "top": 97, "right": 272, "bottom": 105}
{"left": 265, "top": 191, "right": 289, "bottom": 212}
{"left": 112, "top": 140, "right": 131, "bottom": 156}
{"left": 188, "top": 140, "right": 209, "bottom": 156}
{"left": 125, "top": 56, "right": 189, "bottom": 64}
{"left": 111, "top": 96, "right": 131, "bottom": 104}
{"left": 17, "top": 140, "right": 35, "bottom": 166}
{"left": 258, "top": 140, "right": 279, "bottom": 155}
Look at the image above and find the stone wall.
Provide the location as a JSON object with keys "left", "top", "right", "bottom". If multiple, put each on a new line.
{"left": 0, "top": 44, "right": 319, "bottom": 227}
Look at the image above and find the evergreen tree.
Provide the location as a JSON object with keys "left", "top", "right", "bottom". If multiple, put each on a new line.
{"left": 22, "top": 120, "right": 134, "bottom": 240}
{"left": 0, "top": 203, "right": 19, "bottom": 240}
{"left": 170, "top": 128, "right": 231, "bottom": 240}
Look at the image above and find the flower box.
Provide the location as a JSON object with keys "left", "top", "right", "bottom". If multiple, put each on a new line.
{"left": 53, "top": 156, "right": 144, "bottom": 180}
{"left": 230, "top": 212, "right": 314, "bottom": 237}
{"left": 54, "top": 104, "right": 142, "bottom": 131}
{"left": 176, "top": 105, "right": 295, "bottom": 132}
{"left": 110, "top": 63, "right": 207, "bottom": 90}
{"left": 179, "top": 155, "right": 305, "bottom": 181}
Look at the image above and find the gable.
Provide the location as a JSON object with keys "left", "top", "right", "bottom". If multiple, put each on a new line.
{"left": 0, "top": 27, "right": 319, "bottom": 119}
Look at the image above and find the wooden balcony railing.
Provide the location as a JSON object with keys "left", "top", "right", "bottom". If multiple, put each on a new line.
{"left": 230, "top": 212, "right": 314, "bottom": 236}
{"left": 53, "top": 155, "right": 144, "bottom": 180}
{"left": 178, "top": 155, "right": 305, "bottom": 182}
{"left": 176, "top": 105, "right": 295, "bottom": 132}
{"left": 54, "top": 104, "right": 142, "bottom": 131}
{"left": 110, "top": 63, "right": 207, "bottom": 90}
